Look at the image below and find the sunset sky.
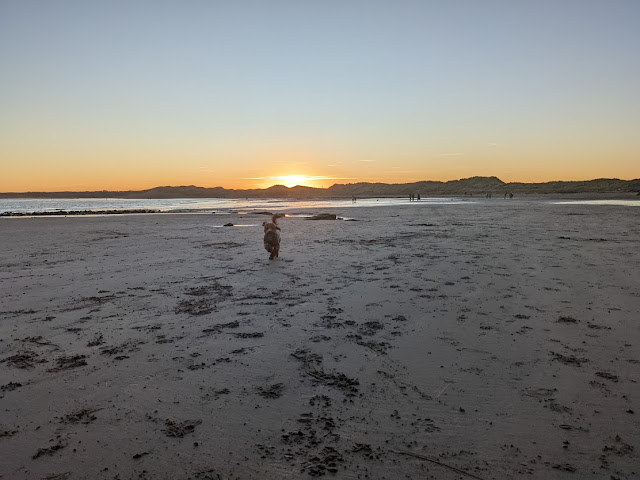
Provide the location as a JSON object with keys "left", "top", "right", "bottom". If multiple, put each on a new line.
{"left": 1, "top": 1, "right": 638, "bottom": 192}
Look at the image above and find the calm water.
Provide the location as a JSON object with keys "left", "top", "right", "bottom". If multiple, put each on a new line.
{"left": 552, "top": 199, "right": 640, "bottom": 207}
{"left": 0, "top": 197, "right": 472, "bottom": 215}
{"left": 1, "top": 197, "right": 638, "bottom": 215}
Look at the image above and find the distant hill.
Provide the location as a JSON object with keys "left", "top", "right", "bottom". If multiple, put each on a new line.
{"left": 1, "top": 177, "right": 639, "bottom": 199}
{"left": 326, "top": 176, "right": 509, "bottom": 196}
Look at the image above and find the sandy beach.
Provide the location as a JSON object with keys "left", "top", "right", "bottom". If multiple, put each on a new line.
{"left": 1, "top": 200, "right": 638, "bottom": 480}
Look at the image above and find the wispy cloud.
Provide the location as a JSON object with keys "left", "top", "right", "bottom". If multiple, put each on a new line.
{"left": 432, "top": 152, "right": 464, "bottom": 157}
{"left": 357, "top": 159, "right": 376, "bottom": 163}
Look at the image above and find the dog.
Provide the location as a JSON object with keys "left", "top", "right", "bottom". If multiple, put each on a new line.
{"left": 263, "top": 214, "right": 285, "bottom": 260}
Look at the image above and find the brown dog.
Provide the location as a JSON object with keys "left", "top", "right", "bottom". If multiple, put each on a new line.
{"left": 263, "top": 214, "right": 284, "bottom": 260}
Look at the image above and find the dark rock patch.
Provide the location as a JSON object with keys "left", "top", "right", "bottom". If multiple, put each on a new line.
{"left": 202, "top": 320, "right": 240, "bottom": 335}
{"left": 163, "top": 419, "right": 202, "bottom": 438}
{"left": 47, "top": 355, "right": 87, "bottom": 372}
{"left": 1, "top": 351, "right": 46, "bottom": 369}
{"left": 1, "top": 382, "right": 23, "bottom": 392}
{"left": 550, "top": 352, "right": 588, "bottom": 366}
{"left": 595, "top": 371, "right": 619, "bottom": 382}
{"left": 33, "top": 441, "right": 67, "bottom": 459}
{"left": 61, "top": 408, "right": 101, "bottom": 424}
{"left": 175, "top": 298, "right": 214, "bottom": 316}
{"left": 557, "top": 316, "right": 578, "bottom": 323}
{"left": 87, "top": 333, "right": 105, "bottom": 346}
{"left": 257, "top": 383, "right": 284, "bottom": 399}
{"left": 234, "top": 332, "right": 264, "bottom": 339}
{"left": 100, "top": 340, "right": 144, "bottom": 356}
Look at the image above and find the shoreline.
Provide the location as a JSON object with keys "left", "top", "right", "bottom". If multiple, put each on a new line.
{"left": 0, "top": 209, "right": 161, "bottom": 217}
{"left": 1, "top": 191, "right": 639, "bottom": 200}
{"left": 1, "top": 193, "right": 639, "bottom": 217}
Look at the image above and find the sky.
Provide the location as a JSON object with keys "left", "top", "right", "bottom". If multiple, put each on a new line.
{"left": 1, "top": 0, "right": 639, "bottom": 192}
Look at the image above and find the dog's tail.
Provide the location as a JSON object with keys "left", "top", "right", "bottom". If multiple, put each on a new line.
{"left": 271, "top": 213, "right": 285, "bottom": 225}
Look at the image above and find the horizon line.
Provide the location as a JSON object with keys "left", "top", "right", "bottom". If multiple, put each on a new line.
{"left": 1, "top": 175, "right": 639, "bottom": 195}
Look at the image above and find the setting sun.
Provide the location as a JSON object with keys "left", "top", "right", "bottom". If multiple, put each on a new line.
{"left": 274, "top": 175, "right": 315, "bottom": 188}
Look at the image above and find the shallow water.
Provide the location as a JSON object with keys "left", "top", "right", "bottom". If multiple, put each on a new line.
{"left": 1, "top": 196, "right": 638, "bottom": 215}
{"left": 552, "top": 199, "right": 640, "bottom": 207}
{"left": 0, "top": 196, "right": 473, "bottom": 214}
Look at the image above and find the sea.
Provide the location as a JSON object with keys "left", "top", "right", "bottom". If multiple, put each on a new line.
{"left": 0, "top": 197, "right": 471, "bottom": 215}
{"left": 0, "top": 197, "right": 638, "bottom": 216}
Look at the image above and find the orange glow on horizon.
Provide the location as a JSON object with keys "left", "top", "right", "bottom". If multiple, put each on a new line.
{"left": 2, "top": 156, "right": 639, "bottom": 193}
{"left": 3, "top": 171, "right": 640, "bottom": 193}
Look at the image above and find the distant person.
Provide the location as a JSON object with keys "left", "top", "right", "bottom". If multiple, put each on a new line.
{"left": 352, "top": 196, "right": 356, "bottom": 204}
{"left": 417, "top": 194, "right": 420, "bottom": 200}
{"left": 509, "top": 192, "right": 514, "bottom": 199}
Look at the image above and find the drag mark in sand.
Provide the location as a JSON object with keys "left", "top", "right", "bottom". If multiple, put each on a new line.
{"left": 436, "top": 381, "right": 453, "bottom": 398}
{"left": 390, "top": 449, "right": 486, "bottom": 479}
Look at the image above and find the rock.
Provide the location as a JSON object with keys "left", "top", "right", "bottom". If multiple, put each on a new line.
{"left": 306, "top": 214, "right": 337, "bottom": 221}
{"left": 557, "top": 316, "right": 578, "bottom": 323}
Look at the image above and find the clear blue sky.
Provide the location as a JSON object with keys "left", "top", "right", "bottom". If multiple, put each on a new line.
{"left": 1, "top": 0, "right": 638, "bottom": 191}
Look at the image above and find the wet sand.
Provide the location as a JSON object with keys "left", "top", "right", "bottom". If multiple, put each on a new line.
{"left": 1, "top": 200, "right": 639, "bottom": 479}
